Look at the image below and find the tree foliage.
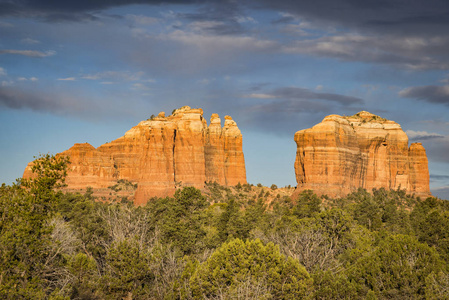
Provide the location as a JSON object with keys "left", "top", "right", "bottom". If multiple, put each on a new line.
{"left": 1, "top": 159, "right": 449, "bottom": 299}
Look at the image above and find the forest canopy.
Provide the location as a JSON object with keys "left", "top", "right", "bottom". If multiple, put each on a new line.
{"left": 1, "top": 154, "right": 449, "bottom": 299}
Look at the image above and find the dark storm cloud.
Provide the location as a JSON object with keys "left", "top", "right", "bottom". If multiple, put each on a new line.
{"left": 261, "top": 0, "right": 449, "bottom": 70}
{"left": 254, "top": 0, "right": 449, "bottom": 35}
{"left": 399, "top": 85, "right": 449, "bottom": 105}
{"left": 13, "top": 0, "right": 247, "bottom": 35}
{"left": 0, "top": 0, "right": 199, "bottom": 14}
{"left": 177, "top": 1, "right": 246, "bottom": 35}
{"left": 0, "top": 0, "right": 204, "bottom": 21}
{"left": 246, "top": 87, "right": 363, "bottom": 106}
{"left": 4, "top": 0, "right": 449, "bottom": 36}
{"left": 283, "top": 35, "right": 449, "bottom": 70}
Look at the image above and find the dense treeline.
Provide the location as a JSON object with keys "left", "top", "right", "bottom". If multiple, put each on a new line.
{"left": 1, "top": 155, "right": 449, "bottom": 299}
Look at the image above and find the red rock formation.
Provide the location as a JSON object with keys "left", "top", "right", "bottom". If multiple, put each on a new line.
{"left": 205, "top": 114, "right": 226, "bottom": 185}
{"left": 223, "top": 116, "right": 246, "bottom": 186}
{"left": 293, "top": 111, "right": 431, "bottom": 198}
{"left": 23, "top": 106, "right": 247, "bottom": 205}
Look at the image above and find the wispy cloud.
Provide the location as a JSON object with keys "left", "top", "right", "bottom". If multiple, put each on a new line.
{"left": 17, "top": 77, "right": 38, "bottom": 81}
{"left": 0, "top": 21, "right": 13, "bottom": 27}
{"left": 57, "top": 77, "right": 76, "bottom": 81}
{"left": 132, "top": 83, "right": 150, "bottom": 90}
{"left": 0, "top": 67, "right": 6, "bottom": 76}
{"left": 163, "top": 30, "right": 278, "bottom": 52}
{"left": 0, "top": 49, "right": 56, "bottom": 57}
{"left": 431, "top": 185, "right": 449, "bottom": 200}
{"left": 245, "top": 93, "right": 276, "bottom": 99}
{"left": 197, "top": 78, "right": 214, "bottom": 85}
{"left": 1, "top": 80, "right": 14, "bottom": 87}
{"left": 126, "top": 14, "right": 158, "bottom": 25}
{"left": 20, "top": 38, "right": 40, "bottom": 45}
{"left": 82, "top": 70, "right": 145, "bottom": 81}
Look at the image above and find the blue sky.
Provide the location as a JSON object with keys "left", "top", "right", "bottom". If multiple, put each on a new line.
{"left": 1, "top": 0, "right": 449, "bottom": 199}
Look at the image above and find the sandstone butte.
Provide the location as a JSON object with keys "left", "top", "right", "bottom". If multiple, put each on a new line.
{"left": 293, "top": 111, "right": 431, "bottom": 199}
{"left": 23, "top": 106, "right": 247, "bottom": 205}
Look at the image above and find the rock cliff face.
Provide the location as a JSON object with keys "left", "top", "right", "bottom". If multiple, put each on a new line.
{"left": 23, "top": 106, "right": 247, "bottom": 205}
{"left": 294, "top": 111, "right": 431, "bottom": 198}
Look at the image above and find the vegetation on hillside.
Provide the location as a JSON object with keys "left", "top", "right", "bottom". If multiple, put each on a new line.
{"left": 1, "top": 154, "right": 449, "bottom": 299}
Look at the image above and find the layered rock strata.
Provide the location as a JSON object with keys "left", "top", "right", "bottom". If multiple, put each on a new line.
{"left": 23, "top": 106, "right": 246, "bottom": 205}
{"left": 293, "top": 111, "right": 431, "bottom": 198}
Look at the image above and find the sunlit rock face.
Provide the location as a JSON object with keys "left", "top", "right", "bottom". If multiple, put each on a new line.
{"left": 23, "top": 106, "right": 247, "bottom": 205}
{"left": 293, "top": 111, "right": 431, "bottom": 199}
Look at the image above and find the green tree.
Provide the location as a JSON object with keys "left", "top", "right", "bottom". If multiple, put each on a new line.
{"left": 68, "top": 253, "right": 99, "bottom": 299}
{"left": 0, "top": 154, "right": 69, "bottom": 298}
{"left": 23, "top": 153, "right": 70, "bottom": 204}
{"left": 190, "top": 238, "right": 313, "bottom": 299}
{"left": 217, "top": 198, "right": 248, "bottom": 242}
{"left": 57, "top": 191, "right": 109, "bottom": 262}
{"left": 350, "top": 234, "right": 445, "bottom": 299}
{"left": 425, "top": 271, "right": 449, "bottom": 299}
{"left": 293, "top": 190, "right": 321, "bottom": 219}
{"left": 353, "top": 194, "right": 382, "bottom": 231}
{"left": 102, "top": 239, "right": 154, "bottom": 299}
{"left": 147, "top": 187, "right": 209, "bottom": 254}
{"left": 312, "top": 270, "right": 359, "bottom": 299}
{"left": 411, "top": 197, "right": 449, "bottom": 260}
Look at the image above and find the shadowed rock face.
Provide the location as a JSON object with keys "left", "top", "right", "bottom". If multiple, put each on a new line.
{"left": 293, "top": 111, "right": 431, "bottom": 198}
{"left": 23, "top": 106, "right": 247, "bottom": 205}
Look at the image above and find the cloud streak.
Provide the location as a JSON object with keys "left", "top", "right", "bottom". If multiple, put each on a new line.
{"left": 0, "top": 84, "right": 148, "bottom": 121}
{"left": 82, "top": 71, "right": 146, "bottom": 81}
{"left": 244, "top": 86, "right": 363, "bottom": 105}
{"left": 0, "top": 49, "right": 56, "bottom": 57}
{"left": 431, "top": 174, "right": 449, "bottom": 180}
{"left": 0, "top": 85, "right": 89, "bottom": 113}
{"left": 431, "top": 185, "right": 449, "bottom": 200}
{"left": 163, "top": 30, "right": 278, "bottom": 52}
{"left": 406, "top": 130, "right": 445, "bottom": 141}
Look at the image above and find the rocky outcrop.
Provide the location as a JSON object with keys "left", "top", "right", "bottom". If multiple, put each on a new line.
{"left": 23, "top": 106, "right": 247, "bottom": 205}
{"left": 293, "top": 111, "right": 431, "bottom": 198}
